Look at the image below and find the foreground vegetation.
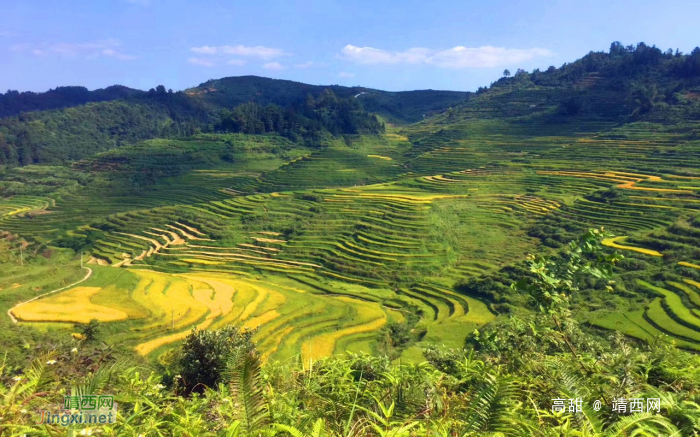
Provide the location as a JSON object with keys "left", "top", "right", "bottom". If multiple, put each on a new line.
{"left": 2, "top": 232, "right": 700, "bottom": 436}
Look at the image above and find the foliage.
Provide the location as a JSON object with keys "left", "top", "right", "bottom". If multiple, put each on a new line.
{"left": 0, "top": 85, "right": 144, "bottom": 118}
{"left": 0, "top": 78, "right": 467, "bottom": 166}
{"left": 213, "top": 89, "right": 385, "bottom": 141}
{"left": 226, "top": 350, "right": 270, "bottom": 436}
{"left": 176, "top": 326, "right": 256, "bottom": 394}
{"left": 79, "top": 319, "right": 101, "bottom": 342}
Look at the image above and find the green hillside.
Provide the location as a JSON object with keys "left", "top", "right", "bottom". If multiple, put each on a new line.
{"left": 0, "top": 77, "right": 469, "bottom": 166}
{"left": 0, "top": 85, "right": 145, "bottom": 118}
{"left": 189, "top": 76, "right": 470, "bottom": 123}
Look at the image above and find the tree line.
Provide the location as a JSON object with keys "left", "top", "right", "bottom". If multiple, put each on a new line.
{"left": 0, "top": 87, "right": 385, "bottom": 166}
{"left": 213, "top": 89, "right": 384, "bottom": 140}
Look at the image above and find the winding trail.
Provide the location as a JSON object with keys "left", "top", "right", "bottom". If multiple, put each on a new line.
{"left": 7, "top": 267, "right": 93, "bottom": 324}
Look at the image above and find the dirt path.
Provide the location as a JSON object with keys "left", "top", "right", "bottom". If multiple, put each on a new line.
{"left": 7, "top": 267, "right": 93, "bottom": 324}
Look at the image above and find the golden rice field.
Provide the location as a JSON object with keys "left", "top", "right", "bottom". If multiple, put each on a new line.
{"left": 601, "top": 236, "right": 664, "bottom": 257}
{"left": 10, "top": 265, "right": 495, "bottom": 362}
{"left": 10, "top": 262, "right": 496, "bottom": 362}
{"left": 13, "top": 287, "right": 129, "bottom": 323}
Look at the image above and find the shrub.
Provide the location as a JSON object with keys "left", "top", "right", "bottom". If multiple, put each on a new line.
{"left": 78, "top": 319, "right": 100, "bottom": 342}
{"left": 177, "top": 326, "right": 256, "bottom": 394}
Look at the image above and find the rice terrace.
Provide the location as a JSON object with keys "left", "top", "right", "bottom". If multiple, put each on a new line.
{"left": 3, "top": 35, "right": 700, "bottom": 435}
{"left": 5, "top": 107, "right": 700, "bottom": 361}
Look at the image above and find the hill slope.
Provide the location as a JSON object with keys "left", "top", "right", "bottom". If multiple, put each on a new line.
{"left": 0, "top": 77, "right": 469, "bottom": 166}
{"left": 427, "top": 42, "right": 700, "bottom": 127}
{"left": 187, "top": 76, "right": 470, "bottom": 123}
{"left": 0, "top": 85, "right": 145, "bottom": 118}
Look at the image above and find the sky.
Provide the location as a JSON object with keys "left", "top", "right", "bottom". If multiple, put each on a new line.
{"left": 2, "top": 0, "right": 699, "bottom": 93}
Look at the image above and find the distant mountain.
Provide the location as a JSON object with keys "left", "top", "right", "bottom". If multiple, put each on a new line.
{"left": 185, "top": 76, "right": 470, "bottom": 123}
{"left": 0, "top": 85, "right": 145, "bottom": 118}
{"left": 428, "top": 42, "right": 700, "bottom": 126}
{"left": 0, "top": 76, "right": 470, "bottom": 166}
{"left": 5, "top": 41, "right": 699, "bottom": 169}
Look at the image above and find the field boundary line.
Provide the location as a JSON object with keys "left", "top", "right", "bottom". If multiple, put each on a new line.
{"left": 7, "top": 266, "right": 93, "bottom": 324}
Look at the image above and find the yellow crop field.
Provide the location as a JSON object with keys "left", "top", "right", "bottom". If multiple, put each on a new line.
{"left": 367, "top": 154, "right": 393, "bottom": 160}
{"left": 13, "top": 287, "right": 129, "bottom": 323}
{"left": 135, "top": 313, "right": 216, "bottom": 356}
{"left": 242, "top": 310, "right": 281, "bottom": 330}
{"left": 684, "top": 279, "right": 700, "bottom": 290}
{"left": 679, "top": 261, "right": 700, "bottom": 270}
{"left": 12, "top": 259, "right": 495, "bottom": 363}
{"left": 299, "top": 296, "right": 387, "bottom": 361}
{"left": 602, "top": 236, "right": 663, "bottom": 257}
{"left": 302, "top": 316, "right": 386, "bottom": 362}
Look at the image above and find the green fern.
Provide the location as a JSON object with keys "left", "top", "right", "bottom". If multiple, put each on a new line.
{"left": 461, "top": 372, "right": 525, "bottom": 435}
{"left": 604, "top": 412, "right": 679, "bottom": 436}
{"left": 226, "top": 350, "right": 270, "bottom": 437}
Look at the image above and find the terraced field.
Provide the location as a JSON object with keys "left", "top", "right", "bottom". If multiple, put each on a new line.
{"left": 4, "top": 118, "right": 700, "bottom": 359}
{"left": 591, "top": 278, "right": 700, "bottom": 351}
{"left": 10, "top": 265, "right": 493, "bottom": 362}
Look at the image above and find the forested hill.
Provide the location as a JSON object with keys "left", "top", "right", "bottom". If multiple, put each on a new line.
{"left": 428, "top": 42, "right": 700, "bottom": 126}
{"left": 0, "top": 85, "right": 144, "bottom": 118}
{"left": 187, "top": 76, "right": 471, "bottom": 123}
{"left": 0, "top": 77, "right": 469, "bottom": 166}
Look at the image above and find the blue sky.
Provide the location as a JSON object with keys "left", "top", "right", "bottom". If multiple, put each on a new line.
{"left": 2, "top": 0, "right": 699, "bottom": 93}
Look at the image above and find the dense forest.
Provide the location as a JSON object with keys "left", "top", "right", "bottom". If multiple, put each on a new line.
{"left": 484, "top": 42, "right": 700, "bottom": 91}
{"left": 448, "top": 42, "right": 700, "bottom": 124}
{"left": 0, "top": 85, "right": 143, "bottom": 118}
{"left": 214, "top": 89, "right": 385, "bottom": 139}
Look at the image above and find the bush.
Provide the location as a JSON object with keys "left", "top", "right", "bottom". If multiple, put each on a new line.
{"left": 78, "top": 319, "right": 100, "bottom": 342}
{"left": 177, "top": 326, "right": 256, "bottom": 394}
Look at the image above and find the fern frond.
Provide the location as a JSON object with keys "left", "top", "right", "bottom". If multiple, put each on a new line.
{"left": 462, "top": 373, "right": 523, "bottom": 435}
{"left": 604, "top": 412, "right": 679, "bottom": 436}
{"left": 227, "top": 350, "right": 269, "bottom": 436}
{"left": 274, "top": 423, "right": 307, "bottom": 437}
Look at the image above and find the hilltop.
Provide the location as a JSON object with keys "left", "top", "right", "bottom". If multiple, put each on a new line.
{"left": 187, "top": 75, "right": 470, "bottom": 123}
{"left": 0, "top": 84, "right": 145, "bottom": 118}
{"left": 0, "top": 76, "right": 469, "bottom": 166}
{"left": 430, "top": 42, "right": 700, "bottom": 126}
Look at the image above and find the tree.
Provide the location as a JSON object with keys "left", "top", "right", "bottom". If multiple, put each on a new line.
{"left": 629, "top": 83, "right": 663, "bottom": 118}
{"left": 503, "top": 69, "right": 511, "bottom": 77}
{"left": 79, "top": 319, "right": 100, "bottom": 342}
{"left": 511, "top": 228, "right": 622, "bottom": 370}
{"left": 559, "top": 97, "right": 582, "bottom": 115}
{"left": 609, "top": 41, "right": 624, "bottom": 56}
{"left": 178, "top": 326, "right": 256, "bottom": 394}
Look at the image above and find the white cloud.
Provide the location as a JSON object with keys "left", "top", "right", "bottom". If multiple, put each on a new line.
{"left": 190, "top": 44, "right": 289, "bottom": 60}
{"left": 339, "top": 44, "right": 553, "bottom": 68}
{"left": 188, "top": 57, "right": 215, "bottom": 67}
{"left": 262, "top": 62, "right": 285, "bottom": 71}
{"left": 12, "top": 39, "right": 135, "bottom": 60}
{"left": 188, "top": 44, "right": 289, "bottom": 68}
{"left": 102, "top": 48, "right": 136, "bottom": 61}
{"left": 190, "top": 46, "right": 218, "bottom": 55}
{"left": 337, "top": 71, "right": 355, "bottom": 78}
